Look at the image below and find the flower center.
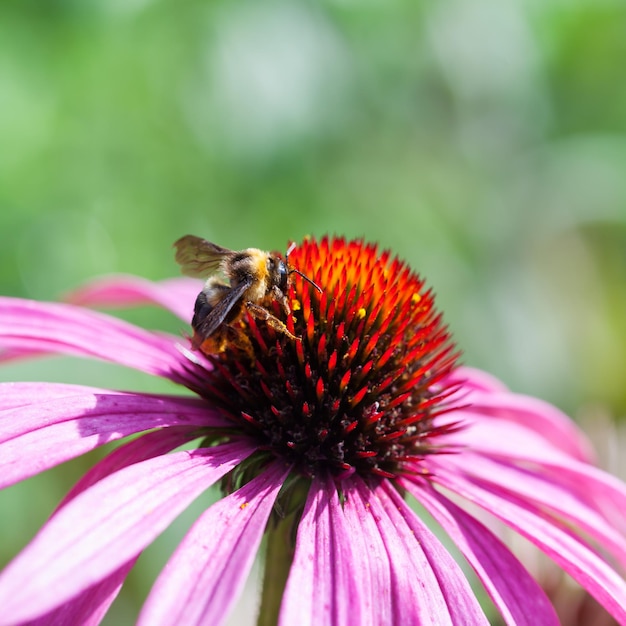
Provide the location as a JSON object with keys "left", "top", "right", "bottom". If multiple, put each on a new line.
{"left": 198, "top": 236, "right": 460, "bottom": 479}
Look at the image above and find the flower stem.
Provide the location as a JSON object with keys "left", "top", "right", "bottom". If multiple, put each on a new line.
{"left": 257, "top": 509, "right": 297, "bottom": 626}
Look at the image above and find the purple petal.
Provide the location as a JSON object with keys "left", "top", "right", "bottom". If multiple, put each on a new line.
{"left": 458, "top": 389, "right": 594, "bottom": 462}
{"left": 25, "top": 561, "right": 133, "bottom": 626}
{"left": 283, "top": 476, "right": 397, "bottom": 626}
{"left": 338, "top": 478, "right": 394, "bottom": 625}
{"left": 445, "top": 416, "right": 578, "bottom": 462}
{"left": 404, "top": 479, "right": 559, "bottom": 626}
{"left": 57, "top": 425, "right": 204, "bottom": 509}
{"left": 356, "top": 478, "right": 489, "bottom": 625}
{"left": 439, "top": 453, "right": 626, "bottom": 569}
{"left": 451, "top": 421, "right": 626, "bottom": 534}
{"left": 0, "top": 381, "right": 106, "bottom": 411}
{"left": 534, "top": 459, "right": 626, "bottom": 535}
{"left": 65, "top": 275, "right": 201, "bottom": 323}
{"left": 280, "top": 476, "right": 353, "bottom": 625}
{"left": 138, "top": 461, "right": 290, "bottom": 626}
{"left": 427, "top": 462, "right": 626, "bottom": 624}
{"left": 0, "top": 346, "right": 49, "bottom": 363}
{"left": 0, "top": 296, "right": 206, "bottom": 388}
{"left": 445, "top": 366, "right": 510, "bottom": 393}
{"left": 0, "top": 383, "right": 229, "bottom": 489}
{"left": 29, "top": 427, "right": 203, "bottom": 625}
{"left": 0, "top": 441, "right": 255, "bottom": 624}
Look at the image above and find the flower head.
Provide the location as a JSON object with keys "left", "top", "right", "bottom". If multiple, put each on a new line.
{"left": 0, "top": 236, "right": 626, "bottom": 626}
{"left": 201, "top": 237, "right": 460, "bottom": 480}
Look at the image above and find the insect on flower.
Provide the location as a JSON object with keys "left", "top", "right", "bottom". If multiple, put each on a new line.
{"left": 174, "top": 235, "right": 322, "bottom": 354}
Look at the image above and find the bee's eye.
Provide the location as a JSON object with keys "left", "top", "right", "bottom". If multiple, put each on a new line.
{"left": 278, "top": 261, "right": 289, "bottom": 291}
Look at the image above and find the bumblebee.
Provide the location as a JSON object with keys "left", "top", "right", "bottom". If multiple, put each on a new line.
{"left": 174, "top": 235, "right": 321, "bottom": 354}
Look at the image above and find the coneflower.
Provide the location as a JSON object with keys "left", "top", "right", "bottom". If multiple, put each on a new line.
{"left": 0, "top": 236, "right": 625, "bottom": 625}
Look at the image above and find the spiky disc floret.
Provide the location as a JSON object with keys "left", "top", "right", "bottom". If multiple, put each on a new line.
{"left": 200, "top": 236, "right": 462, "bottom": 479}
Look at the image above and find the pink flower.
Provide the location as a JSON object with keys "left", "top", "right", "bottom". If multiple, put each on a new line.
{"left": 0, "top": 236, "right": 625, "bottom": 625}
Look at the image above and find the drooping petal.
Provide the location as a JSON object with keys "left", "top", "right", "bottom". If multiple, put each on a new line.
{"left": 459, "top": 389, "right": 594, "bottom": 462}
{"left": 0, "top": 441, "right": 255, "bottom": 626}
{"left": 403, "top": 479, "right": 559, "bottom": 626}
{"left": 283, "top": 475, "right": 407, "bottom": 626}
{"left": 428, "top": 462, "right": 626, "bottom": 625}
{"left": 444, "top": 415, "right": 580, "bottom": 463}
{"left": 0, "top": 383, "right": 228, "bottom": 489}
{"left": 26, "top": 561, "right": 133, "bottom": 626}
{"left": 138, "top": 461, "right": 291, "bottom": 626}
{"left": 447, "top": 418, "right": 626, "bottom": 533}
{"left": 29, "top": 428, "right": 204, "bottom": 626}
{"left": 528, "top": 457, "right": 626, "bottom": 535}
{"left": 65, "top": 275, "right": 201, "bottom": 323}
{"left": 0, "top": 297, "right": 206, "bottom": 388}
{"left": 280, "top": 476, "right": 355, "bottom": 626}
{"left": 444, "top": 366, "right": 509, "bottom": 393}
{"left": 357, "top": 478, "right": 489, "bottom": 625}
{"left": 438, "top": 453, "right": 626, "bottom": 569}
{"left": 338, "top": 478, "right": 394, "bottom": 625}
{"left": 0, "top": 346, "right": 49, "bottom": 364}
{"left": 0, "top": 381, "right": 106, "bottom": 411}
{"left": 57, "top": 425, "right": 204, "bottom": 509}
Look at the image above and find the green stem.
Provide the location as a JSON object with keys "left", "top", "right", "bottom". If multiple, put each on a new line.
{"left": 257, "top": 510, "right": 297, "bottom": 626}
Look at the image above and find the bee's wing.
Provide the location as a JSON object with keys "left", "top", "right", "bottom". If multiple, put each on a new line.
{"left": 174, "top": 235, "right": 233, "bottom": 278}
{"left": 196, "top": 277, "right": 253, "bottom": 338}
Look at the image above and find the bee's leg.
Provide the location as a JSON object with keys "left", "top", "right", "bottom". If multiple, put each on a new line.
{"left": 271, "top": 285, "right": 291, "bottom": 315}
{"left": 245, "top": 302, "right": 298, "bottom": 341}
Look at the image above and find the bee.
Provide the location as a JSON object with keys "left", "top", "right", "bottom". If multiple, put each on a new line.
{"left": 174, "top": 235, "right": 322, "bottom": 355}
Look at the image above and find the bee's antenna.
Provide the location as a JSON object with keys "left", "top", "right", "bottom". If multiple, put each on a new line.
{"left": 290, "top": 268, "right": 323, "bottom": 293}
{"left": 286, "top": 242, "right": 322, "bottom": 293}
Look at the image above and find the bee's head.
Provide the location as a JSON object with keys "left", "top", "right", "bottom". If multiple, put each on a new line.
{"left": 267, "top": 255, "right": 290, "bottom": 293}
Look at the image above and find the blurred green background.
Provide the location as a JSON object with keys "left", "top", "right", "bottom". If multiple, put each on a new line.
{"left": 1, "top": 0, "right": 625, "bottom": 622}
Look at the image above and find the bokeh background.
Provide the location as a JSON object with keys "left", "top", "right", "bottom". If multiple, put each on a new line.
{"left": 1, "top": 0, "right": 625, "bottom": 622}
